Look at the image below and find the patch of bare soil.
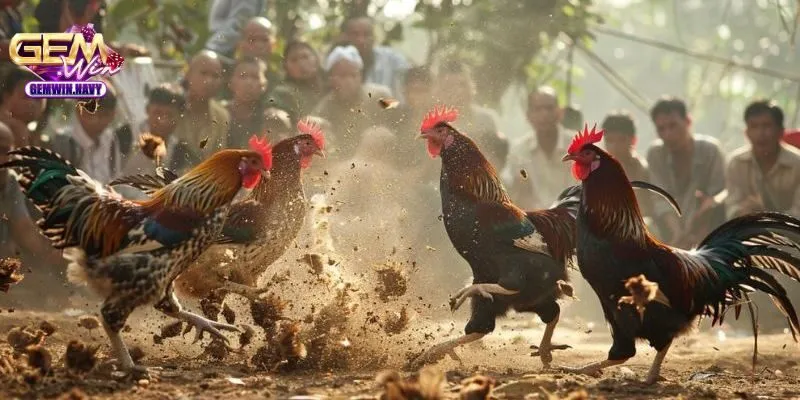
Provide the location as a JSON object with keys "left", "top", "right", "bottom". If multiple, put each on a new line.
{"left": 0, "top": 307, "right": 797, "bottom": 399}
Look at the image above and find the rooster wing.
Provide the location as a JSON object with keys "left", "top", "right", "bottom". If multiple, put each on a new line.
{"left": 3, "top": 147, "right": 204, "bottom": 258}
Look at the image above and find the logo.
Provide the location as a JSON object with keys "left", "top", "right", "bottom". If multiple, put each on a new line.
{"left": 9, "top": 24, "right": 125, "bottom": 99}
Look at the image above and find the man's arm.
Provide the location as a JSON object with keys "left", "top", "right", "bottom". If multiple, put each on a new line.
{"left": 705, "top": 143, "right": 727, "bottom": 197}
{"left": 7, "top": 187, "right": 61, "bottom": 264}
{"left": 646, "top": 147, "right": 682, "bottom": 243}
{"left": 724, "top": 158, "right": 760, "bottom": 218}
{"left": 205, "top": 0, "right": 263, "bottom": 56}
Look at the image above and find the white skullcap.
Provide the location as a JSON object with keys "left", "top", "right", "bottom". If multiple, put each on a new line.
{"left": 324, "top": 45, "right": 363, "bottom": 72}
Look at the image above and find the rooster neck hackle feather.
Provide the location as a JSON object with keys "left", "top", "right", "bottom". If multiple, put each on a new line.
{"left": 441, "top": 132, "right": 509, "bottom": 203}
{"left": 581, "top": 152, "right": 649, "bottom": 245}
{"left": 251, "top": 139, "right": 305, "bottom": 204}
{"left": 140, "top": 150, "right": 255, "bottom": 215}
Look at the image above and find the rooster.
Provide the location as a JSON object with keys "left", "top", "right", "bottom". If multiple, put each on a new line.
{"left": 0, "top": 139, "right": 273, "bottom": 376}
{"left": 112, "top": 120, "right": 325, "bottom": 312}
{"left": 561, "top": 125, "right": 800, "bottom": 384}
{"left": 407, "top": 105, "right": 579, "bottom": 369}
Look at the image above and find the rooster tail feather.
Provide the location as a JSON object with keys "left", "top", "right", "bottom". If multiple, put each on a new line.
{"left": 696, "top": 212, "right": 800, "bottom": 340}
{"left": 0, "top": 146, "right": 78, "bottom": 207}
{"left": 741, "top": 277, "right": 800, "bottom": 340}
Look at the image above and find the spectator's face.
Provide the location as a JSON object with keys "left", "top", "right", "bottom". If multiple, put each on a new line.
{"left": 653, "top": 111, "right": 691, "bottom": 151}
{"left": 604, "top": 131, "right": 635, "bottom": 158}
{"left": 405, "top": 79, "right": 431, "bottom": 112}
{"left": 344, "top": 18, "right": 374, "bottom": 57}
{"left": 77, "top": 109, "right": 115, "bottom": 138}
{"left": 238, "top": 22, "right": 274, "bottom": 61}
{"left": 436, "top": 72, "right": 473, "bottom": 107}
{"left": 328, "top": 60, "right": 362, "bottom": 101}
{"left": 285, "top": 46, "right": 318, "bottom": 81}
{"left": 6, "top": 84, "right": 45, "bottom": 123}
{"left": 146, "top": 103, "right": 181, "bottom": 138}
{"left": 229, "top": 62, "right": 266, "bottom": 104}
{"left": 745, "top": 112, "right": 782, "bottom": 156}
{"left": 526, "top": 93, "right": 561, "bottom": 134}
{"left": 186, "top": 57, "right": 223, "bottom": 101}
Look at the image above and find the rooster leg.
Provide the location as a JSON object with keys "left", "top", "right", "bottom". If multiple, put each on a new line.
{"left": 451, "top": 284, "right": 519, "bottom": 312}
{"left": 155, "top": 287, "right": 239, "bottom": 344}
{"left": 535, "top": 313, "right": 559, "bottom": 368}
{"left": 644, "top": 341, "right": 672, "bottom": 385}
{"left": 406, "top": 332, "right": 485, "bottom": 371}
{"left": 101, "top": 299, "right": 148, "bottom": 377}
{"left": 215, "top": 281, "right": 269, "bottom": 302}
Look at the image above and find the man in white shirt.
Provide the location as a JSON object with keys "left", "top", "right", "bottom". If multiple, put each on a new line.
{"left": 48, "top": 83, "right": 122, "bottom": 184}
{"left": 502, "top": 87, "right": 574, "bottom": 209}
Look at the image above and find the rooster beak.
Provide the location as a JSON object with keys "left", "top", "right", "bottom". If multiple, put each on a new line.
{"left": 417, "top": 133, "right": 427, "bottom": 140}
{"left": 314, "top": 149, "right": 326, "bottom": 158}
{"left": 561, "top": 154, "right": 575, "bottom": 162}
{"left": 262, "top": 170, "right": 271, "bottom": 180}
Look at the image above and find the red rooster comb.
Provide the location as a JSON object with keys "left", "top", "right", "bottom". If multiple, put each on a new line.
{"left": 248, "top": 135, "right": 273, "bottom": 170}
{"left": 421, "top": 105, "right": 459, "bottom": 131}
{"left": 567, "top": 123, "right": 604, "bottom": 154}
{"left": 297, "top": 119, "right": 325, "bottom": 150}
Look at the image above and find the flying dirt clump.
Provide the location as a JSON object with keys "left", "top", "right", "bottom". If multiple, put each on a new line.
{"left": 153, "top": 321, "right": 183, "bottom": 345}
{"left": 0, "top": 257, "right": 24, "bottom": 292}
{"left": 38, "top": 321, "right": 57, "bottom": 337}
{"left": 383, "top": 306, "right": 411, "bottom": 335}
{"left": 251, "top": 321, "right": 307, "bottom": 372}
{"left": 6, "top": 326, "right": 46, "bottom": 351}
{"left": 250, "top": 294, "right": 287, "bottom": 336}
{"left": 375, "top": 263, "right": 408, "bottom": 302}
{"left": 239, "top": 325, "right": 256, "bottom": 349}
{"left": 64, "top": 340, "right": 98, "bottom": 375}
{"left": 77, "top": 316, "right": 100, "bottom": 333}
{"left": 618, "top": 274, "right": 671, "bottom": 320}
{"left": 25, "top": 345, "right": 52, "bottom": 376}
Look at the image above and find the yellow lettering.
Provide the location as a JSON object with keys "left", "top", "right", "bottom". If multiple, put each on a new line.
{"left": 41, "top": 33, "right": 71, "bottom": 65}
{"left": 70, "top": 33, "right": 107, "bottom": 65}
{"left": 8, "top": 33, "right": 40, "bottom": 65}
{"left": 8, "top": 33, "right": 108, "bottom": 67}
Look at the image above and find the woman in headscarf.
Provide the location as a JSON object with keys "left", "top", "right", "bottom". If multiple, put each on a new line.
{"left": 311, "top": 44, "right": 392, "bottom": 161}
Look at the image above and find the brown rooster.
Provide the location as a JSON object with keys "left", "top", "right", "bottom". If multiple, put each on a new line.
{"left": 114, "top": 120, "right": 326, "bottom": 313}
{"left": 1, "top": 141, "right": 273, "bottom": 375}
{"left": 561, "top": 125, "right": 800, "bottom": 384}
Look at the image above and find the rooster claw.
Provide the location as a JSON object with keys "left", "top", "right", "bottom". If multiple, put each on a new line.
{"left": 556, "top": 365, "right": 604, "bottom": 378}
{"left": 178, "top": 311, "right": 240, "bottom": 344}
{"left": 450, "top": 284, "right": 494, "bottom": 312}
{"left": 530, "top": 343, "right": 572, "bottom": 355}
{"left": 405, "top": 345, "right": 462, "bottom": 371}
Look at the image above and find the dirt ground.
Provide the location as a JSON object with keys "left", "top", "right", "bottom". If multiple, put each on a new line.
{"left": 0, "top": 305, "right": 798, "bottom": 400}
